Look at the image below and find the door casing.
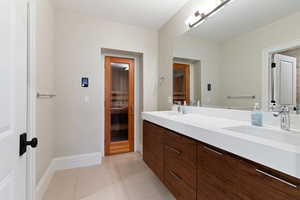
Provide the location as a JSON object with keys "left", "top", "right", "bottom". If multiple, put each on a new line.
{"left": 27, "top": 0, "right": 37, "bottom": 199}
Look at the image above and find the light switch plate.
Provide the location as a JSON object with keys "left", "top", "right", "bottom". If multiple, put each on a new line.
{"left": 84, "top": 96, "right": 90, "bottom": 103}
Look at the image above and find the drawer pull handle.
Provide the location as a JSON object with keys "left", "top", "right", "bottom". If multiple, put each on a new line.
{"left": 203, "top": 146, "right": 223, "bottom": 156}
{"left": 169, "top": 170, "right": 182, "bottom": 182}
{"left": 255, "top": 169, "right": 298, "bottom": 188}
{"left": 166, "top": 145, "right": 182, "bottom": 155}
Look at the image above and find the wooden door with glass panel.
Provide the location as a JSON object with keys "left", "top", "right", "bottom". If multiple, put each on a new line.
{"left": 105, "top": 57, "right": 134, "bottom": 155}
{"left": 173, "top": 63, "right": 190, "bottom": 105}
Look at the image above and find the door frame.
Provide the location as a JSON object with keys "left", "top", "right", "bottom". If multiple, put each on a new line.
{"left": 104, "top": 56, "right": 135, "bottom": 155}
{"left": 26, "top": 0, "right": 37, "bottom": 200}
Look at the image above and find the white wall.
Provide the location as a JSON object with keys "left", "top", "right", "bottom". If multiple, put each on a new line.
{"left": 36, "top": 0, "right": 55, "bottom": 183}
{"left": 174, "top": 35, "right": 222, "bottom": 106}
{"left": 53, "top": 10, "right": 158, "bottom": 157}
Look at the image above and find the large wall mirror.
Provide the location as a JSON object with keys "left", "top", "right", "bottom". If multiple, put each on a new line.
{"left": 172, "top": 0, "right": 300, "bottom": 114}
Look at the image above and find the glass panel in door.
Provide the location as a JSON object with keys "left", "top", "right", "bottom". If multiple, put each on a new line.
{"left": 110, "top": 62, "right": 129, "bottom": 142}
{"left": 173, "top": 66, "right": 186, "bottom": 104}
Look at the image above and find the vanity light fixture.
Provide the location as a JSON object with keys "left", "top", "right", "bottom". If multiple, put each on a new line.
{"left": 187, "top": 0, "right": 233, "bottom": 28}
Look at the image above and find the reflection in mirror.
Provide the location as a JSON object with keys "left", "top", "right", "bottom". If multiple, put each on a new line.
{"left": 172, "top": 0, "right": 300, "bottom": 113}
{"left": 173, "top": 58, "right": 201, "bottom": 106}
{"left": 271, "top": 49, "right": 299, "bottom": 107}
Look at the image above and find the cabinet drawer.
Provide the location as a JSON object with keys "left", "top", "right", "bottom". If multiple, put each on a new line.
{"left": 165, "top": 147, "right": 197, "bottom": 190}
{"left": 197, "top": 144, "right": 239, "bottom": 200}
{"left": 164, "top": 130, "right": 197, "bottom": 166}
{"left": 238, "top": 160, "right": 300, "bottom": 200}
{"left": 164, "top": 168, "right": 197, "bottom": 200}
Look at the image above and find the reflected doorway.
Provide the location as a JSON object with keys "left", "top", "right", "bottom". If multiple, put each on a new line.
{"left": 173, "top": 63, "right": 190, "bottom": 105}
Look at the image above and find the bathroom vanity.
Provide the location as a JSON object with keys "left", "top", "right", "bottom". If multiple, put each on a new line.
{"left": 142, "top": 111, "right": 300, "bottom": 200}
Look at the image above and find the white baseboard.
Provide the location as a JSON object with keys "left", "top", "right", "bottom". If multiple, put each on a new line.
{"left": 36, "top": 161, "right": 56, "bottom": 200}
{"left": 53, "top": 152, "right": 102, "bottom": 171}
{"left": 36, "top": 152, "right": 102, "bottom": 200}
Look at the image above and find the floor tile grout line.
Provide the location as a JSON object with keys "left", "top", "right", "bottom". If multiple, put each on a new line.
{"left": 73, "top": 169, "right": 80, "bottom": 200}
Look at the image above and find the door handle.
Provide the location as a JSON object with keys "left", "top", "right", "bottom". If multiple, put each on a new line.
{"left": 19, "top": 133, "right": 38, "bottom": 156}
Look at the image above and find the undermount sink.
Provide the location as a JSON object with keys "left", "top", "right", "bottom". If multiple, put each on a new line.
{"left": 225, "top": 125, "right": 300, "bottom": 145}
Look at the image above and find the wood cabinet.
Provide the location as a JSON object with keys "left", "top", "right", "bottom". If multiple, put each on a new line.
{"left": 238, "top": 160, "right": 300, "bottom": 200}
{"left": 164, "top": 130, "right": 197, "bottom": 167}
{"left": 197, "top": 143, "right": 240, "bottom": 200}
{"left": 143, "top": 120, "right": 300, "bottom": 200}
{"left": 143, "top": 121, "right": 164, "bottom": 180}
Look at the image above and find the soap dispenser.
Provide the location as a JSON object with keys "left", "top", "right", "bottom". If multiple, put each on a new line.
{"left": 251, "top": 103, "right": 263, "bottom": 127}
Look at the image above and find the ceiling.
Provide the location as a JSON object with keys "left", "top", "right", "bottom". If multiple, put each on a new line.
{"left": 52, "top": 0, "right": 190, "bottom": 29}
{"left": 188, "top": 0, "right": 300, "bottom": 42}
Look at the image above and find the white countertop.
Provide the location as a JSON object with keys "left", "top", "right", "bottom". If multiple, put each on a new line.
{"left": 142, "top": 111, "right": 300, "bottom": 179}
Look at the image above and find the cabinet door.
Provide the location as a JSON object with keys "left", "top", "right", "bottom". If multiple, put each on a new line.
{"left": 143, "top": 121, "right": 152, "bottom": 165}
{"left": 238, "top": 161, "right": 300, "bottom": 200}
{"left": 143, "top": 121, "right": 164, "bottom": 180}
{"left": 197, "top": 144, "right": 239, "bottom": 200}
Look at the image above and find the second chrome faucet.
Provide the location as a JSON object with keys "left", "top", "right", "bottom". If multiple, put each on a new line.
{"left": 272, "top": 105, "right": 291, "bottom": 131}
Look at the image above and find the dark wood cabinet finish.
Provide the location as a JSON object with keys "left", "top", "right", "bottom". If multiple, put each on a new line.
{"left": 142, "top": 120, "right": 300, "bottom": 200}
{"left": 143, "top": 121, "right": 164, "bottom": 180}
{"left": 165, "top": 142, "right": 197, "bottom": 190}
{"left": 238, "top": 160, "right": 300, "bottom": 200}
{"left": 197, "top": 144, "right": 239, "bottom": 200}
{"left": 163, "top": 130, "right": 198, "bottom": 167}
{"left": 164, "top": 168, "right": 197, "bottom": 200}
{"left": 163, "top": 128, "right": 198, "bottom": 199}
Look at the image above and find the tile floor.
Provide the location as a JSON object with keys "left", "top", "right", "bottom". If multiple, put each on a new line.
{"left": 43, "top": 153, "right": 175, "bottom": 200}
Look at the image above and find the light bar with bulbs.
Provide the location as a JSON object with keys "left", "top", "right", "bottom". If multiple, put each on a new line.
{"left": 187, "top": 0, "right": 233, "bottom": 28}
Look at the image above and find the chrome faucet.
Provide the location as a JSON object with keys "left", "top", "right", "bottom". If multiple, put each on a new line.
{"left": 272, "top": 105, "right": 291, "bottom": 131}
{"left": 175, "top": 102, "right": 184, "bottom": 114}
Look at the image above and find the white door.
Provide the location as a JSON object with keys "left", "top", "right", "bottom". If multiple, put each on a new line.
{"left": 274, "top": 54, "right": 297, "bottom": 105}
{"left": 0, "top": 0, "right": 30, "bottom": 199}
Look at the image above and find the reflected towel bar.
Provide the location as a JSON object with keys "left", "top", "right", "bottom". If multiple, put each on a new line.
{"left": 37, "top": 92, "right": 56, "bottom": 99}
{"left": 227, "top": 95, "right": 256, "bottom": 99}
